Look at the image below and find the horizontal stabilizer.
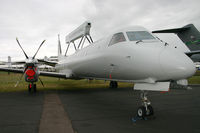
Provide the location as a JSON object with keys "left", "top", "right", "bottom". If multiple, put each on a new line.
{"left": 66, "top": 21, "right": 91, "bottom": 43}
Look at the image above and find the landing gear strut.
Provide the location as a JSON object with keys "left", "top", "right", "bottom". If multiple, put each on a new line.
{"left": 109, "top": 81, "right": 118, "bottom": 88}
{"left": 28, "top": 83, "right": 37, "bottom": 93}
{"left": 137, "top": 91, "right": 154, "bottom": 118}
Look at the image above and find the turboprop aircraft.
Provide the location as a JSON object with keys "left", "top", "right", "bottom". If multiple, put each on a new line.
{"left": 0, "top": 21, "right": 196, "bottom": 118}
{"left": 0, "top": 38, "right": 59, "bottom": 92}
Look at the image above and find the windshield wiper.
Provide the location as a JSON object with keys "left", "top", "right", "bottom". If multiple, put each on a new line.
{"left": 136, "top": 40, "right": 143, "bottom": 44}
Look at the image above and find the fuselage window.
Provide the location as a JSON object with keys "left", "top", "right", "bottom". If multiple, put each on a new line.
{"left": 126, "top": 31, "right": 155, "bottom": 41}
{"left": 109, "top": 32, "right": 126, "bottom": 46}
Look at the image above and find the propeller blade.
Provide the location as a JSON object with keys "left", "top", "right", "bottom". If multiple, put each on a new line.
{"left": 14, "top": 73, "right": 24, "bottom": 87}
{"left": 39, "top": 77, "right": 44, "bottom": 87}
{"left": 14, "top": 81, "right": 20, "bottom": 88}
{"left": 33, "top": 40, "right": 46, "bottom": 59}
{"left": 16, "top": 38, "right": 29, "bottom": 59}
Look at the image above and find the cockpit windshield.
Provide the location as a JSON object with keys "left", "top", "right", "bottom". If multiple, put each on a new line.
{"left": 109, "top": 32, "right": 126, "bottom": 46}
{"left": 126, "top": 31, "right": 155, "bottom": 41}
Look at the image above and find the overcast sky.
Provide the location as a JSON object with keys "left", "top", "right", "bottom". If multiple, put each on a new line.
{"left": 0, "top": 0, "right": 200, "bottom": 61}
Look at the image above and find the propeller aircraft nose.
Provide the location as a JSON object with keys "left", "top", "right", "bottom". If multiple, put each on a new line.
{"left": 159, "top": 49, "right": 196, "bottom": 80}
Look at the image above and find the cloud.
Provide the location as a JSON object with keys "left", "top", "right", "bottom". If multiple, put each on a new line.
{"left": 83, "top": 0, "right": 200, "bottom": 33}
{"left": 0, "top": 0, "right": 200, "bottom": 60}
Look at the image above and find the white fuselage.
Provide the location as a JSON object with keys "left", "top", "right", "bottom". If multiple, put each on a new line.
{"left": 55, "top": 26, "right": 196, "bottom": 83}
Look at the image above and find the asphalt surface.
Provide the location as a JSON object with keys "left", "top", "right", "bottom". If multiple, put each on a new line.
{"left": 58, "top": 86, "right": 200, "bottom": 133}
{"left": 0, "top": 92, "right": 44, "bottom": 133}
{"left": 0, "top": 86, "right": 200, "bottom": 133}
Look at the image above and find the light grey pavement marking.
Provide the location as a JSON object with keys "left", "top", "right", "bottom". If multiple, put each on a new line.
{"left": 39, "top": 93, "right": 75, "bottom": 133}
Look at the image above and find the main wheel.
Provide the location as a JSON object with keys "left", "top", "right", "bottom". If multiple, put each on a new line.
{"left": 28, "top": 84, "right": 32, "bottom": 93}
{"left": 109, "top": 81, "right": 114, "bottom": 88}
{"left": 109, "top": 81, "right": 118, "bottom": 88}
{"left": 114, "top": 81, "right": 118, "bottom": 88}
{"left": 146, "top": 105, "right": 154, "bottom": 116}
{"left": 33, "top": 84, "right": 37, "bottom": 93}
{"left": 137, "top": 106, "right": 146, "bottom": 118}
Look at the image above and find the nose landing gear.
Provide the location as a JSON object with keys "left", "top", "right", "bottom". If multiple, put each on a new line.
{"left": 28, "top": 83, "right": 37, "bottom": 93}
{"left": 137, "top": 91, "right": 154, "bottom": 118}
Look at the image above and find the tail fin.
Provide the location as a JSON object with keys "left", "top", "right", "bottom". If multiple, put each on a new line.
{"left": 7, "top": 56, "right": 11, "bottom": 68}
{"left": 153, "top": 24, "right": 200, "bottom": 51}
{"left": 58, "top": 34, "right": 62, "bottom": 61}
{"left": 7, "top": 56, "right": 11, "bottom": 75}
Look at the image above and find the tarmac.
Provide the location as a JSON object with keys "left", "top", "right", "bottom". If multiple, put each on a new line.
{"left": 0, "top": 86, "right": 200, "bottom": 133}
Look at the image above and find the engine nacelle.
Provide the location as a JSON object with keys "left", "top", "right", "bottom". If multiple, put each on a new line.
{"left": 24, "top": 67, "right": 38, "bottom": 82}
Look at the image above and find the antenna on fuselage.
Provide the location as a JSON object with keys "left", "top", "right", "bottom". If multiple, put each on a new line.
{"left": 64, "top": 21, "right": 93, "bottom": 56}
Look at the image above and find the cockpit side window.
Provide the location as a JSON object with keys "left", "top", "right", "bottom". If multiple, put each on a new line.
{"left": 126, "top": 31, "right": 155, "bottom": 41}
{"left": 109, "top": 32, "right": 126, "bottom": 46}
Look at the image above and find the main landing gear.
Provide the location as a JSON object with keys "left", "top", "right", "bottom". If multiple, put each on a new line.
{"left": 109, "top": 81, "right": 118, "bottom": 88}
{"left": 137, "top": 91, "right": 154, "bottom": 118}
{"left": 28, "top": 83, "right": 37, "bottom": 93}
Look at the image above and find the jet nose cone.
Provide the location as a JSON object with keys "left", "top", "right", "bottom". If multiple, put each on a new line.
{"left": 160, "top": 50, "right": 196, "bottom": 80}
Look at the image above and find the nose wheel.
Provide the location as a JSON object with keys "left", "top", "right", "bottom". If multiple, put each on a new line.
{"left": 137, "top": 91, "right": 154, "bottom": 118}
{"left": 28, "top": 83, "right": 37, "bottom": 93}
